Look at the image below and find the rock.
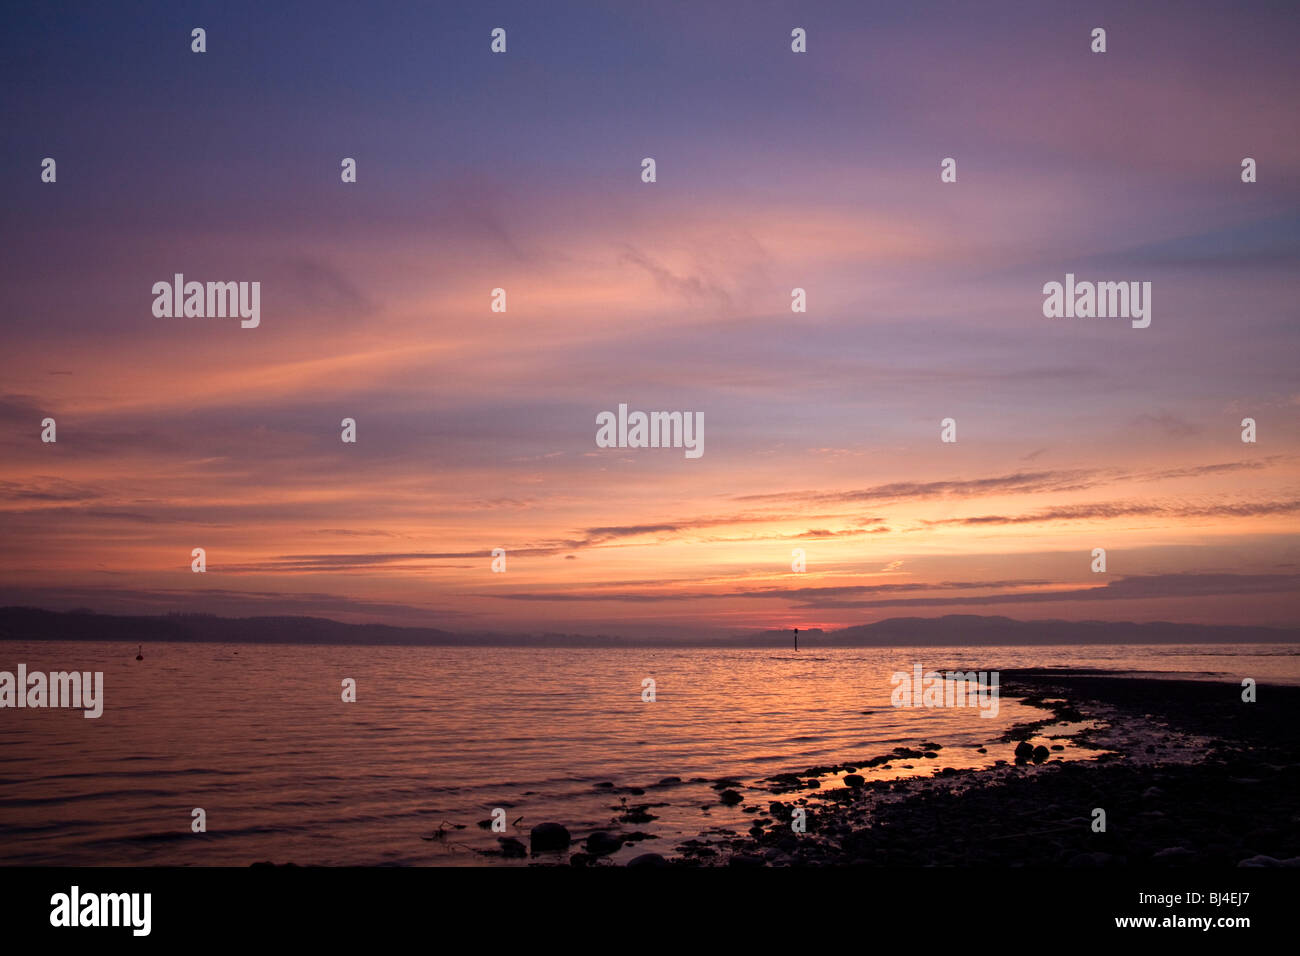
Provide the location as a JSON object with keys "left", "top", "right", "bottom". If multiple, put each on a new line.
{"left": 585, "top": 831, "right": 623, "bottom": 856}
{"left": 718, "top": 789, "right": 743, "bottom": 805}
{"left": 498, "top": 837, "right": 527, "bottom": 858}
{"left": 1142, "top": 786, "right": 1163, "bottom": 800}
{"left": 1152, "top": 846, "right": 1197, "bottom": 862}
{"left": 843, "top": 774, "right": 865, "bottom": 788}
{"left": 712, "top": 778, "right": 743, "bottom": 790}
{"left": 655, "top": 776, "right": 682, "bottom": 786}
{"left": 1014, "top": 741, "right": 1034, "bottom": 762}
{"left": 1238, "top": 855, "right": 1300, "bottom": 867}
{"left": 627, "top": 852, "right": 668, "bottom": 867}
{"left": 618, "top": 805, "right": 658, "bottom": 824}
{"left": 728, "top": 853, "right": 765, "bottom": 867}
{"left": 1032, "top": 746, "right": 1049, "bottom": 763}
{"left": 529, "top": 822, "right": 571, "bottom": 853}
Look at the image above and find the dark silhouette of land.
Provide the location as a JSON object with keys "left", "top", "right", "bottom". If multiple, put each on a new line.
{"left": 711, "top": 670, "right": 1300, "bottom": 867}
{"left": 0, "top": 606, "right": 1296, "bottom": 648}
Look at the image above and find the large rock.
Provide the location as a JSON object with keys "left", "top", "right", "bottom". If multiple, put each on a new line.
{"left": 529, "top": 822, "right": 571, "bottom": 853}
{"left": 718, "top": 789, "right": 743, "bottom": 806}
{"left": 585, "top": 831, "right": 622, "bottom": 856}
{"left": 1238, "top": 855, "right": 1300, "bottom": 867}
{"left": 627, "top": 852, "right": 669, "bottom": 867}
{"left": 1014, "top": 741, "right": 1034, "bottom": 762}
{"left": 842, "top": 774, "right": 865, "bottom": 788}
{"left": 497, "top": 837, "right": 527, "bottom": 858}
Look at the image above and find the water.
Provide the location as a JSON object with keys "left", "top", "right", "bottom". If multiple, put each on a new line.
{"left": 0, "top": 641, "right": 1295, "bottom": 865}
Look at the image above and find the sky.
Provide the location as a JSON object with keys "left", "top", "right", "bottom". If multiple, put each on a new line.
{"left": 1, "top": 0, "right": 1298, "bottom": 637}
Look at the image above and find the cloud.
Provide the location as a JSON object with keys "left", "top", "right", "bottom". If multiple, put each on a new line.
{"left": 927, "top": 499, "right": 1300, "bottom": 527}
{"left": 487, "top": 578, "right": 1054, "bottom": 604}
{"left": 1130, "top": 411, "right": 1205, "bottom": 438}
{"left": 616, "top": 245, "right": 734, "bottom": 307}
{"left": 735, "top": 470, "right": 1099, "bottom": 507}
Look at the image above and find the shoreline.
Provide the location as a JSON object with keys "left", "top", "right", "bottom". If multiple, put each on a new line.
{"left": 664, "top": 669, "right": 1300, "bottom": 867}
{"left": 511, "top": 669, "right": 1298, "bottom": 868}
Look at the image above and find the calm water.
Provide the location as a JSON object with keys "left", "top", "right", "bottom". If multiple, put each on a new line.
{"left": 0, "top": 641, "right": 1295, "bottom": 865}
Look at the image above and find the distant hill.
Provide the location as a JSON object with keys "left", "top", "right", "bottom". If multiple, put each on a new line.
{"left": 819, "top": 615, "right": 1300, "bottom": 647}
{"left": 0, "top": 607, "right": 463, "bottom": 647}
{"left": 0, "top": 606, "right": 1296, "bottom": 648}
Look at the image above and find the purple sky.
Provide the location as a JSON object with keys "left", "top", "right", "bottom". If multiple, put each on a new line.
{"left": 2, "top": 1, "right": 1298, "bottom": 636}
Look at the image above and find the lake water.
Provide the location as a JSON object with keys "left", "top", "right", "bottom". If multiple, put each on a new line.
{"left": 1, "top": 641, "right": 1295, "bottom": 865}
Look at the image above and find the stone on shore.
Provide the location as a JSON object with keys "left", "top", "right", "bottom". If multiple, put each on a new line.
{"left": 498, "top": 837, "right": 527, "bottom": 858}
{"left": 530, "top": 822, "right": 571, "bottom": 853}
{"left": 585, "top": 831, "right": 622, "bottom": 856}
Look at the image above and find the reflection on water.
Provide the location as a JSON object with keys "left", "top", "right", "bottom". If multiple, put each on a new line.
{"left": 0, "top": 641, "right": 1294, "bottom": 865}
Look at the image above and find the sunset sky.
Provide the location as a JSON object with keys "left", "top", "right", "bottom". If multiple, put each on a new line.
{"left": 2, "top": 1, "right": 1297, "bottom": 637}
